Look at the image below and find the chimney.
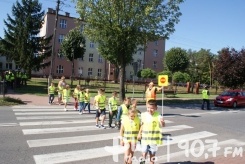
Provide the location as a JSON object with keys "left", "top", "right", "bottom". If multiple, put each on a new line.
{"left": 65, "top": 12, "right": 70, "bottom": 17}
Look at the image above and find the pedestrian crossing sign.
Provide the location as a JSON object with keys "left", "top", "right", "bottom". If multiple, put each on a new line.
{"left": 158, "top": 75, "right": 168, "bottom": 86}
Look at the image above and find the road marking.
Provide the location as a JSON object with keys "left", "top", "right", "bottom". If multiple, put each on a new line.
{"left": 16, "top": 115, "right": 87, "bottom": 120}
{"left": 0, "top": 123, "right": 19, "bottom": 127}
{"left": 181, "top": 111, "right": 222, "bottom": 116}
{"left": 19, "top": 119, "right": 173, "bottom": 126}
{"left": 27, "top": 132, "right": 119, "bottom": 147}
{"left": 23, "top": 125, "right": 102, "bottom": 135}
{"left": 33, "top": 131, "right": 216, "bottom": 164}
{"left": 162, "top": 125, "right": 193, "bottom": 133}
{"left": 22, "top": 123, "right": 182, "bottom": 135}
{"left": 15, "top": 112, "right": 94, "bottom": 116}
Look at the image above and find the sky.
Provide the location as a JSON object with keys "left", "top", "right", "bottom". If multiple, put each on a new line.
{"left": 0, "top": 0, "right": 245, "bottom": 54}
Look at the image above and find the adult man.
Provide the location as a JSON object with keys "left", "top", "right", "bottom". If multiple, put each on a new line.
{"left": 201, "top": 86, "right": 211, "bottom": 110}
{"left": 145, "top": 82, "right": 163, "bottom": 103}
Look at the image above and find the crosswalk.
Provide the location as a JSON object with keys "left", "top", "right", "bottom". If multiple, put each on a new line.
{"left": 12, "top": 105, "right": 245, "bottom": 164}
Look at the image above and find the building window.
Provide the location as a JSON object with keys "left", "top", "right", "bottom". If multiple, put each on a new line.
{"left": 153, "top": 49, "right": 158, "bottom": 57}
{"left": 15, "top": 65, "right": 20, "bottom": 70}
{"left": 130, "top": 71, "right": 133, "bottom": 80}
{"left": 0, "top": 62, "right": 2, "bottom": 69}
{"left": 89, "top": 53, "right": 93, "bottom": 62}
{"left": 98, "top": 55, "right": 103, "bottom": 63}
{"left": 56, "top": 65, "right": 64, "bottom": 74}
{"left": 6, "top": 63, "right": 12, "bottom": 70}
{"left": 88, "top": 68, "right": 93, "bottom": 76}
{"left": 78, "top": 57, "right": 84, "bottom": 61}
{"left": 80, "top": 24, "right": 85, "bottom": 32}
{"left": 57, "top": 49, "right": 63, "bottom": 58}
{"left": 154, "top": 40, "right": 158, "bottom": 46}
{"left": 90, "top": 42, "right": 95, "bottom": 48}
{"left": 137, "top": 59, "right": 142, "bottom": 67}
{"left": 153, "top": 61, "right": 157, "bottom": 68}
{"left": 60, "top": 19, "right": 67, "bottom": 29}
{"left": 78, "top": 67, "right": 83, "bottom": 76}
{"left": 58, "top": 34, "right": 65, "bottom": 43}
{"left": 97, "top": 69, "right": 102, "bottom": 77}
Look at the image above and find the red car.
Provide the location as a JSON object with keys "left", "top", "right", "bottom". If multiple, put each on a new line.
{"left": 214, "top": 90, "right": 245, "bottom": 108}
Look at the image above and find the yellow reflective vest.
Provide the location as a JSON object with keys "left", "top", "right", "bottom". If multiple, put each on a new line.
{"left": 84, "top": 93, "right": 90, "bottom": 103}
{"left": 122, "top": 116, "right": 140, "bottom": 143}
{"left": 62, "top": 89, "right": 71, "bottom": 100}
{"left": 120, "top": 104, "right": 129, "bottom": 120}
{"left": 202, "top": 89, "right": 209, "bottom": 99}
{"left": 78, "top": 91, "right": 85, "bottom": 102}
{"left": 108, "top": 97, "right": 118, "bottom": 111}
{"left": 73, "top": 88, "right": 79, "bottom": 98}
{"left": 98, "top": 95, "right": 106, "bottom": 109}
{"left": 49, "top": 86, "right": 56, "bottom": 94}
{"left": 141, "top": 111, "right": 162, "bottom": 145}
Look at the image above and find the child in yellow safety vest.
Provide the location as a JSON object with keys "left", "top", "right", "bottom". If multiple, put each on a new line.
{"left": 116, "top": 97, "right": 131, "bottom": 129}
{"left": 73, "top": 85, "right": 80, "bottom": 111}
{"left": 83, "top": 88, "right": 91, "bottom": 113}
{"left": 137, "top": 99, "right": 165, "bottom": 164}
{"left": 62, "top": 85, "right": 71, "bottom": 111}
{"left": 120, "top": 109, "right": 140, "bottom": 164}
{"left": 131, "top": 99, "right": 141, "bottom": 119}
{"left": 78, "top": 87, "right": 85, "bottom": 114}
{"left": 108, "top": 91, "right": 118, "bottom": 128}
{"left": 95, "top": 88, "right": 107, "bottom": 129}
{"left": 48, "top": 82, "right": 56, "bottom": 104}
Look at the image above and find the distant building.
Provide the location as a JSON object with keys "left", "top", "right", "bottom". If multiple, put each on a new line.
{"left": 2, "top": 8, "right": 165, "bottom": 81}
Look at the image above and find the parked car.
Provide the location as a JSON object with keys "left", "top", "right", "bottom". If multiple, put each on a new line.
{"left": 214, "top": 90, "right": 245, "bottom": 108}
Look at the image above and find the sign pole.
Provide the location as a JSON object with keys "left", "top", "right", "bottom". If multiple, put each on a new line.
{"left": 162, "top": 86, "right": 164, "bottom": 116}
{"left": 158, "top": 75, "right": 168, "bottom": 116}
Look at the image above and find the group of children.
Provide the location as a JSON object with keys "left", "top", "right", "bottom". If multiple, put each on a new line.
{"left": 48, "top": 79, "right": 165, "bottom": 164}
{"left": 48, "top": 81, "right": 91, "bottom": 113}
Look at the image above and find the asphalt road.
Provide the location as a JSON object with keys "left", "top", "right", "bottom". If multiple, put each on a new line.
{"left": 0, "top": 104, "right": 244, "bottom": 164}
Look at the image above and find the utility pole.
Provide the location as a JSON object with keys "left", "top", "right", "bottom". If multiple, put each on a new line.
{"left": 48, "top": 0, "right": 60, "bottom": 87}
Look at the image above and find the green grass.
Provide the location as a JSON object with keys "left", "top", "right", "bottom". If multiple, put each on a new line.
{"left": 13, "top": 78, "right": 221, "bottom": 105}
{"left": 0, "top": 97, "right": 26, "bottom": 106}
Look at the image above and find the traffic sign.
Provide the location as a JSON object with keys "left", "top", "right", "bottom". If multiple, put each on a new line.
{"left": 158, "top": 75, "right": 168, "bottom": 86}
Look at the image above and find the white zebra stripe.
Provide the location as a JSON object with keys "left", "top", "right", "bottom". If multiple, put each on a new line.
{"left": 33, "top": 131, "right": 217, "bottom": 164}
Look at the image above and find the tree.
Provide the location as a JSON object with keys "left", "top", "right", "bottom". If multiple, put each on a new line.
{"left": 60, "top": 28, "right": 86, "bottom": 87}
{"left": 165, "top": 47, "right": 189, "bottom": 74}
{"left": 75, "top": 0, "right": 184, "bottom": 100}
{"left": 141, "top": 68, "right": 157, "bottom": 79}
{"left": 1, "top": 0, "right": 52, "bottom": 75}
{"left": 214, "top": 48, "right": 245, "bottom": 89}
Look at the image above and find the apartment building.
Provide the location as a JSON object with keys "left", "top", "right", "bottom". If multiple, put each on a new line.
{"left": 33, "top": 8, "right": 165, "bottom": 81}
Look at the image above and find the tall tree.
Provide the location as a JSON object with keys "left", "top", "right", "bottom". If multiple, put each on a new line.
{"left": 1, "top": 0, "right": 52, "bottom": 75}
{"left": 60, "top": 28, "right": 86, "bottom": 87}
{"left": 214, "top": 48, "right": 245, "bottom": 89}
{"left": 75, "top": 0, "right": 184, "bottom": 100}
{"left": 165, "top": 47, "right": 189, "bottom": 73}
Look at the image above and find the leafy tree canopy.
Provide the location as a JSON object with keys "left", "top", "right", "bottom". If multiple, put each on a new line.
{"left": 165, "top": 47, "right": 189, "bottom": 73}
{"left": 141, "top": 68, "right": 156, "bottom": 79}
{"left": 60, "top": 28, "right": 86, "bottom": 61}
{"left": 1, "top": 0, "right": 52, "bottom": 73}
{"left": 214, "top": 48, "right": 245, "bottom": 89}
{"left": 75, "top": 0, "right": 184, "bottom": 100}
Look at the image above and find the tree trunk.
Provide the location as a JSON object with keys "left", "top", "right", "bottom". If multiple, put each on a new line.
{"left": 71, "top": 60, "right": 74, "bottom": 88}
{"left": 119, "top": 66, "right": 126, "bottom": 102}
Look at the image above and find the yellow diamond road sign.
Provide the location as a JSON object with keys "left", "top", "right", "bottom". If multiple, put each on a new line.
{"left": 158, "top": 75, "right": 168, "bottom": 86}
